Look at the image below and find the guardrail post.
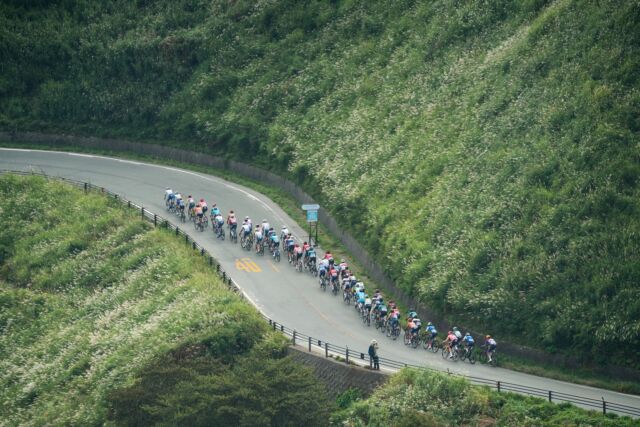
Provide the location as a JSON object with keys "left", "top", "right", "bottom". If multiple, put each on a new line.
{"left": 222, "top": 272, "right": 226, "bottom": 282}
{"left": 175, "top": 226, "right": 179, "bottom": 236}
{"left": 201, "top": 248, "right": 205, "bottom": 256}
{"left": 128, "top": 200, "right": 131, "bottom": 208}
{"left": 308, "top": 336, "right": 311, "bottom": 352}
{"left": 154, "top": 214, "right": 157, "bottom": 227}
{"left": 346, "top": 346, "right": 349, "bottom": 364}
{"left": 292, "top": 330, "right": 296, "bottom": 346}
{"left": 280, "top": 324, "right": 284, "bottom": 332}
{"left": 141, "top": 207, "right": 144, "bottom": 219}
{"left": 209, "top": 256, "right": 213, "bottom": 266}
{"left": 273, "top": 321, "right": 277, "bottom": 331}
{"left": 497, "top": 381, "right": 501, "bottom": 393}
{"left": 192, "top": 242, "right": 196, "bottom": 250}
{"left": 325, "top": 342, "right": 328, "bottom": 358}
{"left": 548, "top": 391, "right": 552, "bottom": 403}
{"left": 602, "top": 399, "right": 606, "bottom": 415}
{"left": 83, "top": 182, "right": 87, "bottom": 193}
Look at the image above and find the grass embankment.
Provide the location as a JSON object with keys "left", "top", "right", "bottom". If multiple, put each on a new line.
{"left": 332, "top": 369, "right": 639, "bottom": 427}
{"left": 2, "top": 0, "right": 639, "bottom": 371}
{"left": 0, "top": 175, "right": 330, "bottom": 426}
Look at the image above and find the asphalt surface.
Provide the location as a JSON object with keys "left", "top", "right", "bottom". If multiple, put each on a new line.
{"left": 2, "top": 148, "right": 639, "bottom": 416}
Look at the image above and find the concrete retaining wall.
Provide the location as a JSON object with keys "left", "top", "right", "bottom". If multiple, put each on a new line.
{"left": 287, "top": 347, "right": 388, "bottom": 399}
{"left": 3, "top": 131, "right": 640, "bottom": 382}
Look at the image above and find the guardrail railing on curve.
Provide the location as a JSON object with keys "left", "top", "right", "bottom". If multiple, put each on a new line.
{"left": 3, "top": 170, "right": 638, "bottom": 419}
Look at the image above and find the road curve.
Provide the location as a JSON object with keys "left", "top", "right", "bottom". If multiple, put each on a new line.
{"left": 1, "top": 148, "right": 639, "bottom": 415}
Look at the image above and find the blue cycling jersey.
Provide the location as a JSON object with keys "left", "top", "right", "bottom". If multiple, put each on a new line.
{"left": 464, "top": 335, "right": 475, "bottom": 345}
{"left": 270, "top": 235, "right": 279, "bottom": 243}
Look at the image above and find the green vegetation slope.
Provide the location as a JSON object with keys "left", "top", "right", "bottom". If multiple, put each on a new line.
{"left": 1, "top": 0, "right": 639, "bottom": 368}
{"left": 331, "top": 369, "right": 638, "bottom": 426}
{"left": 0, "top": 175, "right": 330, "bottom": 426}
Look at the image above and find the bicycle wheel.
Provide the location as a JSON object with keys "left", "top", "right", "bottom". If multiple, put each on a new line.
{"left": 275, "top": 250, "right": 281, "bottom": 262}
{"left": 403, "top": 330, "right": 411, "bottom": 345}
{"left": 468, "top": 350, "right": 476, "bottom": 365}
{"left": 478, "top": 350, "right": 487, "bottom": 364}
{"left": 441, "top": 347, "right": 450, "bottom": 359}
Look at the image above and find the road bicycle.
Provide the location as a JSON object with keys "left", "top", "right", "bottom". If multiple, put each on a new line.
{"left": 343, "top": 288, "right": 352, "bottom": 304}
{"left": 229, "top": 226, "right": 238, "bottom": 243}
{"left": 423, "top": 335, "right": 441, "bottom": 353}
{"left": 459, "top": 346, "right": 476, "bottom": 364}
{"left": 386, "top": 321, "right": 401, "bottom": 340}
{"left": 442, "top": 344, "right": 459, "bottom": 361}
{"left": 478, "top": 346, "right": 497, "bottom": 366}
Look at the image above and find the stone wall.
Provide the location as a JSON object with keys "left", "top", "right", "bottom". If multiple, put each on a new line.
{"left": 287, "top": 347, "right": 388, "bottom": 399}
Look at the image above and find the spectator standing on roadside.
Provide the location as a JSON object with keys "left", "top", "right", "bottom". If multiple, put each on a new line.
{"left": 368, "top": 340, "right": 380, "bottom": 370}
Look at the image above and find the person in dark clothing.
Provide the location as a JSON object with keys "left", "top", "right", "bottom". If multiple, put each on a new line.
{"left": 368, "top": 340, "right": 380, "bottom": 370}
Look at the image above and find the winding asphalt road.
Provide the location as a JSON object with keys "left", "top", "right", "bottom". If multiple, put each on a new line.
{"left": 1, "top": 148, "right": 639, "bottom": 416}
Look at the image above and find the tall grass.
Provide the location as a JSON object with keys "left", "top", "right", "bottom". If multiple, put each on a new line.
{"left": 0, "top": 175, "right": 330, "bottom": 426}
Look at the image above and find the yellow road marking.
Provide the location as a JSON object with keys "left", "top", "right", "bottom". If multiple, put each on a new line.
{"left": 269, "top": 261, "right": 280, "bottom": 273}
{"left": 235, "top": 257, "right": 262, "bottom": 272}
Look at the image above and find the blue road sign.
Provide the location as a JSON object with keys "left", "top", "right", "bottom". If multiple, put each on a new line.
{"left": 306, "top": 210, "right": 318, "bottom": 222}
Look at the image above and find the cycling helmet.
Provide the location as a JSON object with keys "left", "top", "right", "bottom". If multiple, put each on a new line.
{"left": 200, "top": 198, "right": 204, "bottom": 202}
{"left": 282, "top": 225, "right": 287, "bottom": 229}
{"left": 448, "top": 331, "right": 453, "bottom": 334}
{"left": 486, "top": 335, "right": 491, "bottom": 339}
{"left": 427, "top": 322, "right": 433, "bottom": 326}
{"left": 263, "top": 219, "right": 267, "bottom": 222}
{"left": 245, "top": 216, "right": 249, "bottom": 220}
{"left": 188, "top": 195, "right": 192, "bottom": 198}
{"left": 465, "top": 332, "right": 470, "bottom": 337}
{"left": 453, "top": 326, "right": 459, "bottom": 331}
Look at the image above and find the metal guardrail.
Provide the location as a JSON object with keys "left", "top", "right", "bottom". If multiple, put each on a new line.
{"left": 3, "top": 170, "right": 639, "bottom": 419}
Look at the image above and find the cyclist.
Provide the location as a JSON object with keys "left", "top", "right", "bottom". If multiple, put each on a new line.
{"left": 164, "top": 187, "right": 173, "bottom": 202}
{"left": 463, "top": 332, "right": 475, "bottom": 356}
{"left": 241, "top": 219, "right": 252, "bottom": 240}
{"left": 356, "top": 288, "right": 366, "bottom": 311}
{"left": 388, "top": 308, "right": 400, "bottom": 332}
{"left": 187, "top": 195, "right": 195, "bottom": 216}
{"left": 307, "top": 246, "right": 317, "bottom": 269}
{"left": 294, "top": 243, "right": 304, "bottom": 266}
{"left": 412, "top": 316, "right": 422, "bottom": 341}
{"left": 200, "top": 198, "right": 208, "bottom": 215}
{"left": 406, "top": 317, "right": 416, "bottom": 339}
{"left": 364, "top": 294, "right": 373, "bottom": 316}
{"left": 329, "top": 265, "right": 339, "bottom": 290}
{"left": 214, "top": 212, "right": 225, "bottom": 236}
{"left": 227, "top": 210, "right": 237, "bottom": 235}
{"left": 177, "top": 196, "right": 185, "bottom": 215}
{"left": 280, "top": 225, "right": 289, "bottom": 243}
{"left": 285, "top": 234, "right": 295, "bottom": 259}
{"left": 378, "top": 300, "right": 388, "bottom": 326}
{"left": 318, "top": 260, "right": 327, "bottom": 282}
{"left": 452, "top": 327, "right": 463, "bottom": 352}
{"left": 244, "top": 216, "right": 252, "bottom": 228}
{"left": 254, "top": 226, "right": 264, "bottom": 252}
{"left": 443, "top": 331, "right": 457, "bottom": 359}
{"left": 426, "top": 322, "right": 438, "bottom": 349}
{"left": 269, "top": 230, "right": 280, "bottom": 252}
{"left": 174, "top": 192, "right": 183, "bottom": 204}
{"left": 484, "top": 335, "right": 497, "bottom": 363}
{"left": 261, "top": 219, "right": 270, "bottom": 235}
{"left": 194, "top": 203, "right": 204, "bottom": 225}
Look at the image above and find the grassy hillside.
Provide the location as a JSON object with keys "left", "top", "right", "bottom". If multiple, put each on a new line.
{"left": 0, "top": 175, "right": 330, "bottom": 426}
{"left": 331, "top": 369, "right": 638, "bottom": 426}
{"left": 1, "top": 0, "right": 639, "bottom": 368}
